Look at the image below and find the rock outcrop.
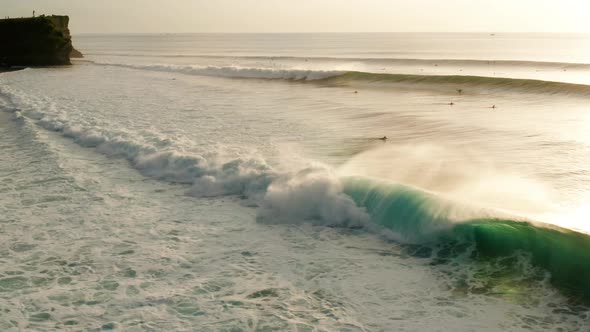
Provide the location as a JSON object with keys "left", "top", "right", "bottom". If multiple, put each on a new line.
{"left": 0, "top": 15, "right": 82, "bottom": 67}
{"left": 70, "top": 47, "right": 84, "bottom": 59}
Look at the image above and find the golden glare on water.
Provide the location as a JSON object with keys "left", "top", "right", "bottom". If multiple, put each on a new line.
{"left": 540, "top": 204, "right": 590, "bottom": 234}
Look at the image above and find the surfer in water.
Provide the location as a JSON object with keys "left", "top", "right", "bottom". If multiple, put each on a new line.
{"left": 379, "top": 136, "right": 387, "bottom": 141}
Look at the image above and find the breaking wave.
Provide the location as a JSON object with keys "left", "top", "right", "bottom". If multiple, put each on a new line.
{"left": 87, "top": 54, "right": 590, "bottom": 69}
{"left": 2, "top": 82, "right": 590, "bottom": 302}
{"left": 96, "top": 62, "right": 344, "bottom": 80}
{"left": 344, "top": 177, "right": 590, "bottom": 300}
{"left": 0, "top": 85, "right": 368, "bottom": 228}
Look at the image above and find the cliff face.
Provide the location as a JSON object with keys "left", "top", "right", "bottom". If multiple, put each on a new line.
{"left": 0, "top": 15, "right": 82, "bottom": 67}
{"left": 46, "top": 16, "right": 83, "bottom": 58}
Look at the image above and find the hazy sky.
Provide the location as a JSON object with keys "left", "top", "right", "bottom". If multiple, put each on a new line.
{"left": 2, "top": 0, "right": 590, "bottom": 34}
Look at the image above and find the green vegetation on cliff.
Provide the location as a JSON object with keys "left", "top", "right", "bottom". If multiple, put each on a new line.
{"left": 0, "top": 15, "right": 80, "bottom": 67}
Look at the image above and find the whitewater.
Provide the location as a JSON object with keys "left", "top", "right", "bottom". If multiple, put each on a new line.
{"left": 1, "top": 33, "right": 590, "bottom": 331}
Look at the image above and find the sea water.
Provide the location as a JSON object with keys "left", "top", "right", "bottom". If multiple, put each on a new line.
{"left": 1, "top": 33, "right": 590, "bottom": 331}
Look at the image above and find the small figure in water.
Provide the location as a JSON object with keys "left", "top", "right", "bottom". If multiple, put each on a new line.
{"left": 491, "top": 105, "right": 496, "bottom": 109}
{"left": 379, "top": 136, "right": 387, "bottom": 141}
{"left": 354, "top": 91, "right": 358, "bottom": 94}
{"left": 457, "top": 89, "right": 463, "bottom": 94}
{"left": 449, "top": 101, "right": 454, "bottom": 106}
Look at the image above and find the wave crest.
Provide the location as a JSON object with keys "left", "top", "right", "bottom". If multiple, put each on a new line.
{"left": 97, "top": 62, "right": 344, "bottom": 80}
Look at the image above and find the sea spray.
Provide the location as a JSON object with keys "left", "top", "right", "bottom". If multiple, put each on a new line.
{"left": 258, "top": 165, "right": 369, "bottom": 227}
{"left": 338, "top": 143, "right": 556, "bottom": 216}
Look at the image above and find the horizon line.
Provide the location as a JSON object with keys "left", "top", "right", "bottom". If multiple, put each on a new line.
{"left": 72, "top": 31, "right": 590, "bottom": 35}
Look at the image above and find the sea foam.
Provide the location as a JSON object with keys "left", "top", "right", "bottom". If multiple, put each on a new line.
{"left": 0, "top": 85, "right": 369, "bottom": 228}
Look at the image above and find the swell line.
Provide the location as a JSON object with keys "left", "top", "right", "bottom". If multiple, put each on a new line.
{"left": 84, "top": 53, "right": 590, "bottom": 69}
{"left": 94, "top": 61, "right": 590, "bottom": 96}
{"left": 325, "top": 72, "right": 590, "bottom": 96}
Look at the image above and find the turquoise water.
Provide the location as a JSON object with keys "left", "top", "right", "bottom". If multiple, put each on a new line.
{"left": 1, "top": 33, "right": 590, "bottom": 331}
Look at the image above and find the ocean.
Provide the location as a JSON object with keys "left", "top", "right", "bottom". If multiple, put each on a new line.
{"left": 1, "top": 33, "right": 590, "bottom": 331}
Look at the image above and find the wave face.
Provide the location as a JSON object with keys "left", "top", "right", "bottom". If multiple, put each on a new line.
{"left": 96, "top": 62, "right": 590, "bottom": 96}
{"left": 343, "top": 177, "right": 590, "bottom": 300}
{"left": 324, "top": 72, "right": 590, "bottom": 96}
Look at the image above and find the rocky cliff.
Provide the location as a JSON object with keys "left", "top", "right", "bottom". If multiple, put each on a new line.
{"left": 0, "top": 15, "right": 82, "bottom": 67}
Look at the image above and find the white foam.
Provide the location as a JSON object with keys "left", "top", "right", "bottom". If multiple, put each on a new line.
{"left": 258, "top": 164, "right": 370, "bottom": 226}
{"left": 96, "top": 62, "right": 344, "bottom": 80}
{"left": 0, "top": 85, "right": 369, "bottom": 229}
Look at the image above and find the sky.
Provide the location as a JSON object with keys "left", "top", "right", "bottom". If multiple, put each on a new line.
{"left": 2, "top": 0, "right": 590, "bottom": 34}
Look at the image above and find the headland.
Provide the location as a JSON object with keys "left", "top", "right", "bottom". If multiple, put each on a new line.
{"left": 0, "top": 15, "right": 82, "bottom": 68}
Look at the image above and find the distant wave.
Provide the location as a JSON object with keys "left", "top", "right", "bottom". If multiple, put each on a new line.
{"left": 96, "top": 62, "right": 590, "bottom": 96}
{"left": 326, "top": 72, "right": 590, "bottom": 96}
{"left": 87, "top": 53, "right": 590, "bottom": 69}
